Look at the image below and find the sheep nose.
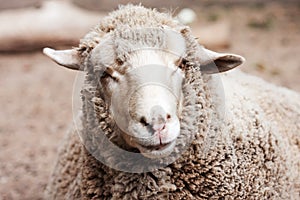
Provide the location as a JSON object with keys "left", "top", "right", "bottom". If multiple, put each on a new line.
{"left": 139, "top": 105, "right": 172, "bottom": 134}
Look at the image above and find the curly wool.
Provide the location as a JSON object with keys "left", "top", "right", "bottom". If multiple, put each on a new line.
{"left": 45, "top": 5, "right": 300, "bottom": 199}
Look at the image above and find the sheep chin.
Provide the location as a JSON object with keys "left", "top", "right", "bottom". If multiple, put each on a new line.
{"left": 136, "top": 140, "right": 176, "bottom": 159}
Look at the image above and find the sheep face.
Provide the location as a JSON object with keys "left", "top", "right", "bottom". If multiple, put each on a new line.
{"left": 87, "top": 30, "right": 187, "bottom": 159}
{"left": 104, "top": 51, "right": 184, "bottom": 159}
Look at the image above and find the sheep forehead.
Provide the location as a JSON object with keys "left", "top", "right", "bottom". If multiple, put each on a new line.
{"left": 124, "top": 50, "right": 175, "bottom": 70}
{"left": 90, "top": 28, "right": 186, "bottom": 72}
{"left": 113, "top": 27, "right": 186, "bottom": 58}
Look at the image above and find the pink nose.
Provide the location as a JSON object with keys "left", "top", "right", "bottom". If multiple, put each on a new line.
{"left": 152, "top": 123, "right": 166, "bottom": 132}
{"left": 139, "top": 105, "right": 172, "bottom": 135}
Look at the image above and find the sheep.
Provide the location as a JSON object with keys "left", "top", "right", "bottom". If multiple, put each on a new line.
{"left": 43, "top": 5, "right": 300, "bottom": 199}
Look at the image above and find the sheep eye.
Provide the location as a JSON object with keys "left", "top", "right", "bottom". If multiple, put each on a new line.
{"left": 101, "top": 67, "right": 119, "bottom": 82}
{"left": 101, "top": 71, "right": 111, "bottom": 78}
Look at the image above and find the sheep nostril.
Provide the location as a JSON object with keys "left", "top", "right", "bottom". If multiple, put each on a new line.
{"left": 140, "top": 116, "right": 149, "bottom": 126}
{"left": 166, "top": 114, "right": 171, "bottom": 120}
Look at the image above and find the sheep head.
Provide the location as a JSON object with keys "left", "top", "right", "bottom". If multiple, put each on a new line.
{"left": 43, "top": 28, "right": 244, "bottom": 160}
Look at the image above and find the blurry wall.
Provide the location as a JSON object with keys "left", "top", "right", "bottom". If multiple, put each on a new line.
{"left": 0, "top": 0, "right": 41, "bottom": 10}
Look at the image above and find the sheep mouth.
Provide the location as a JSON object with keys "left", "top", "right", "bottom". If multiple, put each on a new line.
{"left": 140, "top": 142, "right": 172, "bottom": 151}
{"left": 135, "top": 140, "right": 176, "bottom": 158}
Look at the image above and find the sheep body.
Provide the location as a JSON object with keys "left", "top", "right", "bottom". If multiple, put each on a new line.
{"left": 45, "top": 5, "right": 300, "bottom": 199}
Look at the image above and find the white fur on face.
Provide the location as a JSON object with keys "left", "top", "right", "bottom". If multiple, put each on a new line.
{"left": 87, "top": 28, "right": 187, "bottom": 159}
{"left": 109, "top": 50, "right": 185, "bottom": 159}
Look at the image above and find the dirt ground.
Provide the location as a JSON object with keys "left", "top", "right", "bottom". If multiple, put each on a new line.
{"left": 0, "top": 2, "right": 299, "bottom": 200}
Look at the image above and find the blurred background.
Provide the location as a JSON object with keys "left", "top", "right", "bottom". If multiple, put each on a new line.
{"left": 0, "top": 0, "right": 299, "bottom": 199}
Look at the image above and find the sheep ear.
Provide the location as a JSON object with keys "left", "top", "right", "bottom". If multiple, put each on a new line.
{"left": 43, "top": 47, "right": 82, "bottom": 70}
{"left": 199, "top": 48, "right": 245, "bottom": 74}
